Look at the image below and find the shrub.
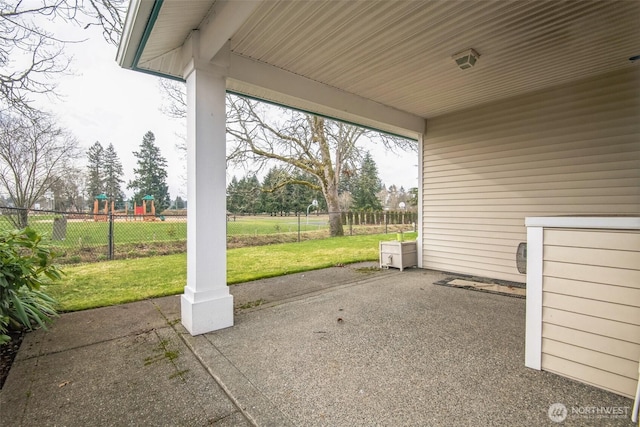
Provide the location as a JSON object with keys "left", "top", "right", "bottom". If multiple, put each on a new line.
{"left": 0, "top": 228, "right": 61, "bottom": 345}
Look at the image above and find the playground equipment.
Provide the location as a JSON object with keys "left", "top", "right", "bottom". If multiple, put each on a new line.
{"left": 93, "top": 193, "right": 115, "bottom": 221}
{"left": 133, "top": 195, "right": 156, "bottom": 221}
{"left": 93, "top": 194, "right": 158, "bottom": 221}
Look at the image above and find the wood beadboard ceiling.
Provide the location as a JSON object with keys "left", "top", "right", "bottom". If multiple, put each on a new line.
{"left": 141, "top": 0, "right": 640, "bottom": 119}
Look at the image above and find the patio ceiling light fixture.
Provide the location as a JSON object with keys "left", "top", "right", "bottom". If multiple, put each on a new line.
{"left": 452, "top": 48, "right": 480, "bottom": 70}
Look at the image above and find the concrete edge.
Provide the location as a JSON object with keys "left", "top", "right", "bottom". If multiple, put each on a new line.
{"left": 237, "top": 269, "right": 405, "bottom": 314}
{"left": 162, "top": 268, "right": 407, "bottom": 426}
{"left": 151, "top": 299, "right": 262, "bottom": 426}
{"left": 177, "top": 328, "right": 293, "bottom": 427}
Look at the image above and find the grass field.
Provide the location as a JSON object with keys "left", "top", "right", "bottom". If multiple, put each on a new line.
{"left": 0, "top": 215, "right": 188, "bottom": 246}
{"left": 46, "top": 232, "right": 417, "bottom": 311}
{"left": 1, "top": 212, "right": 415, "bottom": 263}
{"left": 226, "top": 214, "right": 329, "bottom": 234}
{"left": 1, "top": 214, "right": 325, "bottom": 246}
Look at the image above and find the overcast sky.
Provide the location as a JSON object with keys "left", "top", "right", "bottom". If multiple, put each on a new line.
{"left": 37, "top": 23, "right": 418, "bottom": 201}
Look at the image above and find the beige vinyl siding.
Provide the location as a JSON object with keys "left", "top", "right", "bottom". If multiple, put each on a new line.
{"left": 541, "top": 228, "right": 640, "bottom": 398}
{"left": 421, "top": 68, "right": 640, "bottom": 282}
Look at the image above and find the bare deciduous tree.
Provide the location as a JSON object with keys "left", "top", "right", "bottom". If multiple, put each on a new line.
{"left": 159, "top": 80, "right": 416, "bottom": 236}
{"left": 226, "top": 97, "right": 391, "bottom": 237}
{"left": 0, "top": 111, "right": 79, "bottom": 226}
{"left": 0, "top": 0, "right": 126, "bottom": 113}
{"left": 49, "top": 166, "right": 85, "bottom": 211}
{"left": 159, "top": 78, "right": 187, "bottom": 121}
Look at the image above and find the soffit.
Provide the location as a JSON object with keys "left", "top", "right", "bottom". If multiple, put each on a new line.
{"left": 137, "top": 0, "right": 640, "bottom": 119}
{"left": 230, "top": 0, "right": 639, "bottom": 118}
{"left": 137, "top": 1, "right": 215, "bottom": 65}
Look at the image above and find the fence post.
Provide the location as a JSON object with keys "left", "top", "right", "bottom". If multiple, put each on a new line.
{"left": 349, "top": 213, "right": 353, "bottom": 236}
{"left": 108, "top": 212, "right": 114, "bottom": 260}
{"left": 385, "top": 211, "right": 388, "bottom": 234}
{"left": 298, "top": 212, "right": 301, "bottom": 242}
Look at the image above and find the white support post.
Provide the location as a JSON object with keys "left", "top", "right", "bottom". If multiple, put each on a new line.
{"left": 524, "top": 225, "right": 543, "bottom": 370}
{"left": 181, "top": 56, "right": 233, "bottom": 335}
{"left": 416, "top": 130, "right": 425, "bottom": 268}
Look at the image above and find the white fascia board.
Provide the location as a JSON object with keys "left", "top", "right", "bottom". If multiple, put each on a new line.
{"left": 227, "top": 54, "right": 425, "bottom": 139}
{"left": 197, "top": 0, "right": 263, "bottom": 63}
{"left": 116, "top": 0, "right": 155, "bottom": 68}
{"left": 525, "top": 216, "right": 640, "bottom": 230}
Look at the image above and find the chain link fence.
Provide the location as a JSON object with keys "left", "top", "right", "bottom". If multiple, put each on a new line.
{"left": 1, "top": 207, "right": 417, "bottom": 263}
{"left": 0, "top": 207, "right": 187, "bottom": 264}
{"left": 226, "top": 211, "right": 417, "bottom": 248}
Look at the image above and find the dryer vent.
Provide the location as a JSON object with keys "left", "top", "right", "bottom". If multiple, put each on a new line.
{"left": 516, "top": 242, "right": 527, "bottom": 274}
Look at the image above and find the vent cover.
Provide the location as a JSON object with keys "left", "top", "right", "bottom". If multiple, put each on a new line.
{"left": 516, "top": 242, "right": 527, "bottom": 274}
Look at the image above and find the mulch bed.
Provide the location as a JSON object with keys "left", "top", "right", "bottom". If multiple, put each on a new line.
{"left": 0, "top": 329, "right": 25, "bottom": 390}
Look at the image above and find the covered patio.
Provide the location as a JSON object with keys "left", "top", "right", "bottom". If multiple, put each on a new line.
{"left": 116, "top": 0, "right": 639, "bottom": 404}
{"left": 185, "top": 267, "right": 633, "bottom": 426}
{"left": 1, "top": 265, "right": 634, "bottom": 425}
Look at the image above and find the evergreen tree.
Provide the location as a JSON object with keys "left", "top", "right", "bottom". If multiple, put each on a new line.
{"left": 261, "top": 167, "right": 291, "bottom": 215}
{"left": 174, "top": 196, "right": 185, "bottom": 209}
{"left": 86, "top": 141, "right": 104, "bottom": 199}
{"left": 243, "top": 175, "right": 262, "bottom": 214}
{"left": 290, "top": 171, "right": 325, "bottom": 214}
{"left": 103, "top": 143, "right": 125, "bottom": 207}
{"left": 260, "top": 168, "right": 325, "bottom": 215}
{"left": 128, "top": 131, "right": 171, "bottom": 212}
{"left": 338, "top": 166, "right": 356, "bottom": 194}
{"left": 232, "top": 175, "right": 261, "bottom": 214}
{"left": 352, "top": 152, "right": 383, "bottom": 211}
{"left": 227, "top": 175, "right": 261, "bottom": 214}
{"left": 226, "top": 176, "right": 241, "bottom": 213}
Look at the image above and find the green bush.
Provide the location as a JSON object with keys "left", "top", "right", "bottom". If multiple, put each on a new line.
{"left": 0, "top": 228, "right": 61, "bottom": 345}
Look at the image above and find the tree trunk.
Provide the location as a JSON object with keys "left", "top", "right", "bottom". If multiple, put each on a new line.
{"left": 324, "top": 186, "right": 344, "bottom": 237}
{"left": 18, "top": 210, "right": 28, "bottom": 228}
{"left": 7, "top": 209, "right": 29, "bottom": 228}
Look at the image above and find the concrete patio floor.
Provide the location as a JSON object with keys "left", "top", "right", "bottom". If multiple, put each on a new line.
{"left": 1, "top": 263, "right": 635, "bottom": 426}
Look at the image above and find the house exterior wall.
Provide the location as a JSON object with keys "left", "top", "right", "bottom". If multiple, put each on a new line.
{"left": 421, "top": 67, "right": 640, "bottom": 282}
{"left": 540, "top": 227, "right": 640, "bottom": 398}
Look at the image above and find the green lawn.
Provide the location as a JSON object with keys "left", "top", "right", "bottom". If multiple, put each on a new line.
{"left": 0, "top": 214, "right": 187, "bottom": 246}
{"left": 1, "top": 213, "right": 415, "bottom": 264}
{"left": 27, "top": 219, "right": 187, "bottom": 247}
{"left": 1, "top": 213, "right": 412, "bottom": 248}
{"left": 46, "top": 233, "right": 416, "bottom": 311}
{"left": 226, "top": 214, "right": 329, "bottom": 235}
{"left": 227, "top": 233, "right": 395, "bottom": 283}
{"left": 0, "top": 215, "right": 323, "bottom": 249}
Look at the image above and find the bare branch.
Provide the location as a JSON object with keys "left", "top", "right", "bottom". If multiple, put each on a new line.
{"left": 0, "top": 0, "right": 126, "bottom": 113}
{"left": 158, "top": 78, "right": 187, "bottom": 120}
{"left": 0, "top": 110, "right": 79, "bottom": 225}
{"left": 263, "top": 178, "right": 322, "bottom": 193}
{"left": 156, "top": 83, "right": 417, "bottom": 235}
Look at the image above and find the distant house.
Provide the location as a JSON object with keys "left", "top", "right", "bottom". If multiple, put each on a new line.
{"left": 117, "top": 1, "right": 639, "bottom": 398}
